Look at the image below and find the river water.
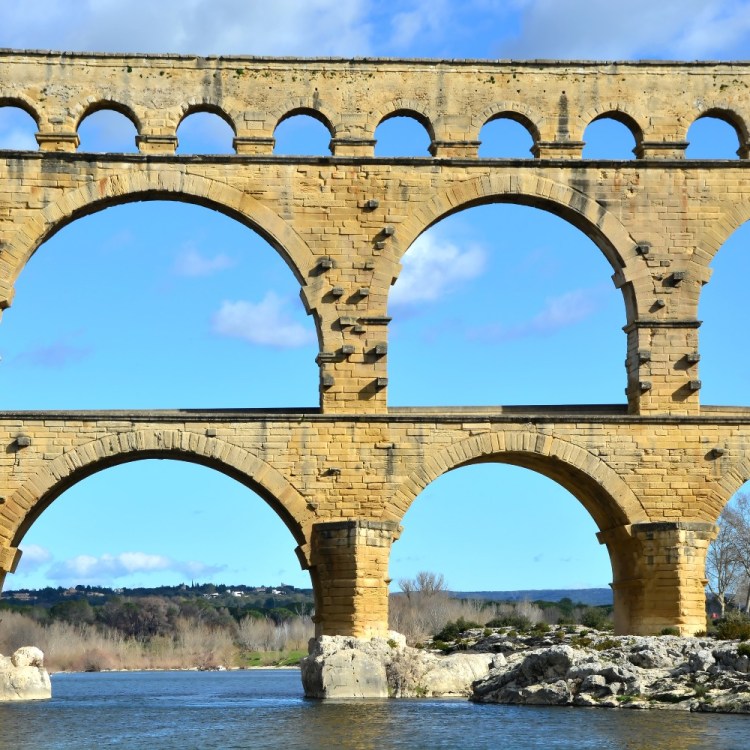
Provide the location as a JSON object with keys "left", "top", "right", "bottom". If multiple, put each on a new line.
{"left": 0, "top": 669, "right": 747, "bottom": 749}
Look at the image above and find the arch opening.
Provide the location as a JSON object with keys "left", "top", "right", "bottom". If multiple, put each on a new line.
{"left": 478, "top": 114, "right": 535, "bottom": 158}
{"left": 0, "top": 104, "right": 38, "bottom": 150}
{"left": 686, "top": 113, "right": 743, "bottom": 159}
{"left": 176, "top": 109, "right": 236, "bottom": 154}
{"left": 274, "top": 110, "right": 333, "bottom": 155}
{"left": 2, "top": 457, "right": 314, "bottom": 670}
{"left": 2, "top": 200, "right": 319, "bottom": 409}
{"left": 374, "top": 111, "right": 433, "bottom": 157}
{"left": 389, "top": 461, "right": 614, "bottom": 641}
{"left": 77, "top": 107, "right": 139, "bottom": 153}
{"left": 698, "top": 219, "right": 750, "bottom": 406}
{"left": 582, "top": 115, "right": 638, "bottom": 159}
{"left": 388, "top": 202, "right": 625, "bottom": 406}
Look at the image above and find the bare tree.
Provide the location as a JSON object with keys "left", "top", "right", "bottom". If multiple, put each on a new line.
{"left": 706, "top": 516, "right": 741, "bottom": 616}
{"left": 708, "top": 494, "right": 750, "bottom": 614}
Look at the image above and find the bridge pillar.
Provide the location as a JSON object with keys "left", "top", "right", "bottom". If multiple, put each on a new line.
{"left": 625, "top": 321, "right": 702, "bottom": 414}
{"left": 599, "top": 521, "right": 715, "bottom": 636}
{"left": 308, "top": 519, "right": 400, "bottom": 639}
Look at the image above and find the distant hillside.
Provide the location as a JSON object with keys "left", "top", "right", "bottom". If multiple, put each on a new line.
{"left": 452, "top": 588, "right": 613, "bottom": 607}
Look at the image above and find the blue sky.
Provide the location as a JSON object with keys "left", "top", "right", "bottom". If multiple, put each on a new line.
{"left": 1, "top": 1, "right": 750, "bottom": 595}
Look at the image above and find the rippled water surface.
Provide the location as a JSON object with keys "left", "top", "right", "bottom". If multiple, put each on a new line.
{"left": 0, "top": 670, "right": 748, "bottom": 750}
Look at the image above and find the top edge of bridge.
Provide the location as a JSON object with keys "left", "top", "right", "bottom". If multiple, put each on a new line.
{"left": 0, "top": 49, "right": 748, "bottom": 68}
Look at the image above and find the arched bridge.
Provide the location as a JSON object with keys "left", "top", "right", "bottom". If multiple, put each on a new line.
{"left": 2, "top": 52, "right": 750, "bottom": 636}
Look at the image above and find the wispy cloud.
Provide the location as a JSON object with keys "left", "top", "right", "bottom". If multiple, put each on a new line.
{"left": 0, "top": 1, "right": 373, "bottom": 56}
{"left": 211, "top": 291, "right": 315, "bottom": 348}
{"left": 47, "top": 551, "right": 225, "bottom": 584}
{"left": 499, "top": 0, "right": 750, "bottom": 59}
{"left": 15, "top": 340, "right": 92, "bottom": 368}
{"left": 469, "top": 288, "right": 601, "bottom": 342}
{"left": 173, "top": 246, "right": 235, "bottom": 277}
{"left": 390, "top": 233, "right": 486, "bottom": 308}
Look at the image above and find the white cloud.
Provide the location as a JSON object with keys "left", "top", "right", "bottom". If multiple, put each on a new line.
{"left": 0, "top": 0, "right": 373, "bottom": 56}
{"left": 469, "top": 288, "right": 600, "bottom": 341}
{"left": 173, "top": 246, "right": 235, "bottom": 277}
{"left": 47, "top": 551, "right": 225, "bottom": 583}
{"left": 390, "top": 233, "right": 486, "bottom": 307}
{"left": 499, "top": 0, "right": 750, "bottom": 59}
{"left": 212, "top": 291, "right": 315, "bottom": 348}
{"left": 17, "top": 544, "right": 53, "bottom": 573}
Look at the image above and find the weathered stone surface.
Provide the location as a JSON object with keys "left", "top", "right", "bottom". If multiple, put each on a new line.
{"left": 0, "top": 647, "right": 51, "bottom": 701}
{"left": 301, "top": 636, "right": 390, "bottom": 698}
{"left": 301, "top": 633, "right": 493, "bottom": 698}
{"left": 469, "top": 628, "right": 750, "bottom": 713}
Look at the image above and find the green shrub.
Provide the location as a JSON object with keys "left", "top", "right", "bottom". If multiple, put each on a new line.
{"left": 433, "top": 617, "right": 481, "bottom": 642}
{"left": 482, "top": 628, "right": 492, "bottom": 638}
{"left": 387, "top": 638, "right": 398, "bottom": 649}
{"left": 431, "top": 640, "right": 452, "bottom": 653}
{"left": 593, "top": 637, "right": 620, "bottom": 651}
{"left": 531, "top": 622, "right": 551, "bottom": 634}
{"left": 486, "top": 615, "right": 532, "bottom": 631}
{"left": 580, "top": 607, "right": 611, "bottom": 631}
{"left": 715, "top": 611, "right": 750, "bottom": 641}
{"left": 571, "top": 636, "right": 593, "bottom": 649}
{"left": 660, "top": 627, "right": 680, "bottom": 636}
{"left": 737, "top": 642, "right": 750, "bottom": 658}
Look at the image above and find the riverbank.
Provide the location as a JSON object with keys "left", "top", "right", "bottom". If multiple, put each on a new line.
{"left": 302, "top": 625, "right": 750, "bottom": 711}
{"left": 452, "top": 625, "right": 750, "bottom": 712}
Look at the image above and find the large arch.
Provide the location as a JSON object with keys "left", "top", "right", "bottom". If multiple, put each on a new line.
{"left": 2, "top": 170, "right": 316, "bottom": 296}
{"left": 386, "top": 172, "right": 644, "bottom": 322}
{"left": 389, "top": 430, "right": 647, "bottom": 533}
{"left": 2, "top": 429, "right": 316, "bottom": 570}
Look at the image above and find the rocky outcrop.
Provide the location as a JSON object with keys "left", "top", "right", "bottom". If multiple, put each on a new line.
{"left": 469, "top": 628, "right": 750, "bottom": 712}
{"left": 301, "top": 633, "right": 493, "bottom": 698}
{"left": 0, "top": 647, "right": 52, "bottom": 701}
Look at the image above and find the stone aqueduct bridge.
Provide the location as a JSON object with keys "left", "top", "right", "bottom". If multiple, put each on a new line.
{"left": 3, "top": 52, "right": 750, "bottom": 636}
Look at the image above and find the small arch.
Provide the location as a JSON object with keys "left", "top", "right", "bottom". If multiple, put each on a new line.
{"left": 177, "top": 107, "right": 236, "bottom": 155}
{"left": 75, "top": 99, "right": 141, "bottom": 132}
{"left": 0, "top": 103, "right": 38, "bottom": 150}
{"left": 583, "top": 113, "right": 640, "bottom": 159}
{"left": 686, "top": 109, "right": 746, "bottom": 159}
{"left": 77, "top": 106, "right": 139, "bottom": 154}
{"left": 374, "top": 109, "right": 434, "bottom": 157}
{"left": 274, "top": 108, "right": 334, "bottom": 155}
{"left": 0, "top": 96, "right": 40, "bottom": 127}
{"left": 478, "top": 112, "right": 536, "bottom": 158}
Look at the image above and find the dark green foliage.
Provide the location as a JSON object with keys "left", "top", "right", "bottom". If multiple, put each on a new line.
{"left": 433, "top": 617, "right": 481, "bottom": 642}
{"left": 580, "top": 607, "right": 611, "bottom": 630}
{"left": 737, "top": 642, "right": 750, "bottom": 658}
{"left": 570, "top": 635, "right": 593, "bottom": 649}
{"left": 531, "top": 622, "right": 551, "bottom": 634}
{"left": 715, "top": 611, "right": 750, "bottom": 641}
{"left": 486, "top": 615, "right": 532, "bottom": 631}
{"left": 660, "top": 627, "right": 680, "bottom": 636}
{"left": 50, "top": 599, "right": 96, "bottom": 625}
{"left": 593, "top": 637, "right": 620, "bottom": 651}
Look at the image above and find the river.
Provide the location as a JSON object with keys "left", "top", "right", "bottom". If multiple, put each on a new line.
{"left": 0, "top": 669, "right": 747, "bottom": 749}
